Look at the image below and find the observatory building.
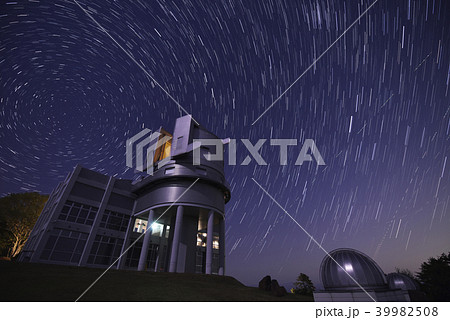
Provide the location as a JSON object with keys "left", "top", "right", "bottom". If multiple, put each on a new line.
{"left": 314, "top": 248, "right": 421, "bottom": 302}
{"left": 19, "top": 115, "right": 230, "bottom": 275}
{"left": 386, "top": 272, "right": 420, "bottom": 291}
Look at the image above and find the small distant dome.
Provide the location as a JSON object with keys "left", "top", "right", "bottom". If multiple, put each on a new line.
{"left": 320, "top": 248, "right": 387, "bottom": 290}
{"left": 387, "top": 273, "right": 420, "bottom": 291}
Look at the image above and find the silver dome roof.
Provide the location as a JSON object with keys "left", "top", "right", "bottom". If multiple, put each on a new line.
{"left": 320, "top": 248, "right": 387, "bottom": 290}
{"left": 387, "top": 273, "right": 420, "bottom": 291}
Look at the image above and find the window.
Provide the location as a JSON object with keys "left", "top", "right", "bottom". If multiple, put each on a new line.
{"left": 156, "top": 245, "right": 168, "bottom": 272}
{"left": 197, "top": 232, "right": 207, "bottom": 247}
{"left": 195, "top": 250, "right": 205, "bottom": 273}
{"left": 196, "top": 232, "right": 219, "bottom": 249}
{"left": 134, "top": 218, "right": 147, "bottom": 233}
{"left": 133, "top": 218, "right": 164, "bottom": 237}
{"left": 165, "top": 225, "right": 170, "bottom": 238}
{"left": 124, "top": 242, "right": 160, "bottom": 270}
{"left": 146, "top": 244, "right": 159, "bottom": 271}
{"left": 99, "top": 210, "right": 130, "bottom": 232}
{"left": 151, "top": 222, "right": 164, "bottom": 237}
{"left": 58, "top": 201, "right": 98, "bottom": 225}
{"left": 87, "top": 235, "right": 123, "bottom": 266}
{"left": 212, "top": 253, "right": 219, "bottom": 274}
{"left": 124, "top": 240, "right": 142, "bottom": 268}
{"left": 153, "top": 128, "right": 172, "bottom": 163}
{"left": 40, "top": 229, "right": 88, "bottom": 263}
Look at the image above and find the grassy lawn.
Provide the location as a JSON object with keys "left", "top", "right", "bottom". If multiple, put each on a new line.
{"left": 0, "top": 261, "right": 313, "bottom": 302}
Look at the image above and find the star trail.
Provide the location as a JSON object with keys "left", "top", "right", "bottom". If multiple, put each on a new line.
{"left": 0, "top": 0, "right": 449, "bottom": 287}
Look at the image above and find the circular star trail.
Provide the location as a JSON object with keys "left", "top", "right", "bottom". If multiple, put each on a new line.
{"left": 1, "top": 0, "right": 449, "bottom": 287}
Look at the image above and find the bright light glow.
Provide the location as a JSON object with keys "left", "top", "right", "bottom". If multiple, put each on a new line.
{"left": 134, "top": 219, "right": 165, "bottom": 236}
{"left": 344, "top": 263, "right": 354, "bottom": 272}
{"left": 151, "top": 222, "right": 164, "bottom": 236}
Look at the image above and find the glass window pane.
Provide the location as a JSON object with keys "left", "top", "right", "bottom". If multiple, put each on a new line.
{"left": 79, "top": 208, "right": 88, "bottom": 219}
{"left": 165, "top": 225, "right": 170, "bottom": 238}
{"left": 151, "top": 222, "right": 164, "bottom": 237}
{"left": 51, "top": 251, "right": 72, "bottom": 262}
{"left": 61, "top": 230, "right": 70, "bottom": 236}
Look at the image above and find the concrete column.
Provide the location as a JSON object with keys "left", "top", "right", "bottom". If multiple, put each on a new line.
{"left": 116, "top": 215, "right": 135, "bottom": 269}
{"left": 137, "top": 210, "right": 155, "bottom": 271}
{"left": 78, "top": 176, "right": 116, "bottom": 266}
{"left": 218, "top": 216, "right": 225, "bottom": 275}
{"left": 169, "top": 206, "right": 184, "bottom": 272}
{"left": 205, "top": 210, "right": 214, "bottom": 274}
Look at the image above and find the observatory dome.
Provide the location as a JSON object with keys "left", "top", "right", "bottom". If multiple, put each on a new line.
{"left": 386, "top": 273, "right": 420, "bottom": 291}
{"left": 320, "top": 248, "right": 387, "bottom": 290}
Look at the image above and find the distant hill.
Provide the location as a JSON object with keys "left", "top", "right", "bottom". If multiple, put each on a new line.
{"left": 0, "top": 261, "right": 313, "bottom": 301}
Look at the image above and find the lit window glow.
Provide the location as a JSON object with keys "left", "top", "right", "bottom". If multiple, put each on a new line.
{"left": 134, "top": 219, "right": 164, "bottom": 236}
{"left": 134, "top": 218, "right": 147, "bottom": 233}
{"left": 196, "top": 232, "right": 219, "bottom": 249}
{"left": 151, "top": 222, "right": 164, "bottom": 237}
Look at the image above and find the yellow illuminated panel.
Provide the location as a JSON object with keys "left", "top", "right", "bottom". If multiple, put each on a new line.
{"left": 153, "top": 129, "right": 172, "bottom": 163}
{"left": 161, "top": 139, "right": 172, "bottom": 159}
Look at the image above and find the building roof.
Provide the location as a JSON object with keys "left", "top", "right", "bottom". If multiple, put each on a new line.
{"left": 320, "top": 248, "right": 387, "bottom": 291}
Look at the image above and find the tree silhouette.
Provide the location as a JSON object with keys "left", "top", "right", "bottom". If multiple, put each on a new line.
{"left": 292, "top": 273, "right": 315, "bottom": 296}
{"left": 416, "top": 252, "right": 450, "bottom": 301}
{"left": 0, "top": 192, "right": 48, "bottom": 258}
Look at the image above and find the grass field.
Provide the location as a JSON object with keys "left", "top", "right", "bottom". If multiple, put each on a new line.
{"left": 0, "top": 261, "right": 313, "bottom": 302}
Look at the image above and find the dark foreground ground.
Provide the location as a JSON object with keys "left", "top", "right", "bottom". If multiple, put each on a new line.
{"left": 0, "top": 261, "right": 313, "bottom": 301}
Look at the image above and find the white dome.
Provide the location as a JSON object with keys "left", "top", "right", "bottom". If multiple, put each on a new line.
{"left": 320, "top": 248, "right": 387, "bottom": 290}
{"left": 387, "top": 273, "right": 420, "bottom": 291}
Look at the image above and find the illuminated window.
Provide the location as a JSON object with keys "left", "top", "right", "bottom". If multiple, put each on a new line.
{"left": 153, "top": 128, "right": 172, "bottom": 163}
{"left": 134, "top": 219, "right": 165, "bottom": 237}
{"left": 134, "top": 218, "right": 147, "bottom": 233}
{"left": 196, "top": 232, "right": 219, "bottom": 249}
{"left": 213, "top": 239, "right": 219, "bottom": 250}
{"left": 197, "top": 232, "right": 207, "bottom": 247}
{"left": 151, "top": 222, "right": 164, "bottom": 237}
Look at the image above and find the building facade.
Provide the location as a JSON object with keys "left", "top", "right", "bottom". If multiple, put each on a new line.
{"left": 19, "top": 115, "right": 230, "bottom": 275}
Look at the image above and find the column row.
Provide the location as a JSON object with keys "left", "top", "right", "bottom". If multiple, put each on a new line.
{"left": 131, "top": 205, "right": 225, "bottom": 274}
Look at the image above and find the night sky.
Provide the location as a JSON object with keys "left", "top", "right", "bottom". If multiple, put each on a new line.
{"left": 1, "top": 0, "right": 449, "bottom": 288}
